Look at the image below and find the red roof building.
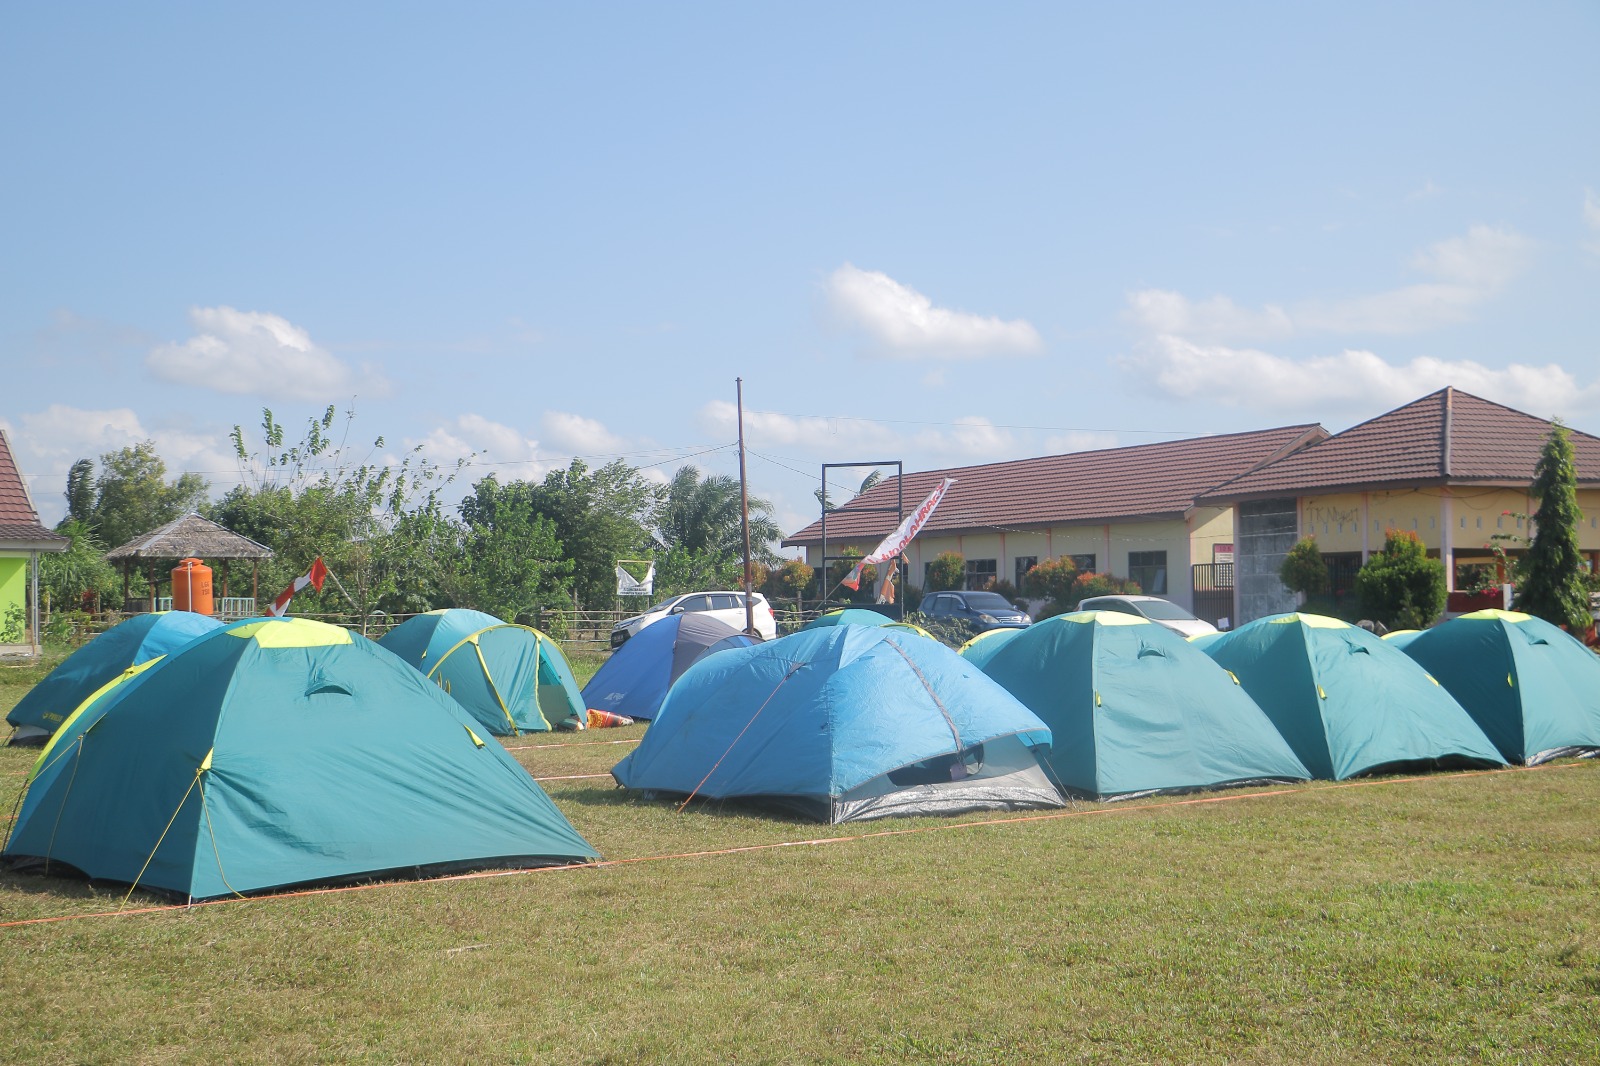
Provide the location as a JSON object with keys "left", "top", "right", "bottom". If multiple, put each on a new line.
{"left": 1197, "top": 388, "right": 1600, "bottom": 622}
{"left": 784, "top": 423, "right": 1326, "bottom": 622}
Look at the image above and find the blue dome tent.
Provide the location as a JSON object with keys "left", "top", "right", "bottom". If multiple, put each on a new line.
{"left": 613, "top": 627, "right": 1061, "bottom": 823}
{"left": 6, "top": 611, "right": 222, "bottom": 746}
{"left": 581, "top": 613, "right": 754, "bottom": 721}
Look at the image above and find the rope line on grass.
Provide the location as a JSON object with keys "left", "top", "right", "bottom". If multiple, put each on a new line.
{"left": 501, "top": 738, "right": 642, "bottom": 752}
{"left": 0, "top": 760, "right": 1588, "bottom": 931}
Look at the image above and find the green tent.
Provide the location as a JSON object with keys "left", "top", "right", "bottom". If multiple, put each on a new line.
{"left": 1203, "top": 613, "right": 1505, "bottom": 780}
{"left": 2, "top": 617, "right": 598, "bottom": 901}
{"left": 379, "top": 609, "right": 586, "bottom": 734}
{"left": 973, "top": 611, "right": 1310, "bottom": 799}
{"left": 1398, "top": 610, "right": 1600, "bottom": 765}
{"left": 957, "top": 627, "right": 1026, "bottom": 670}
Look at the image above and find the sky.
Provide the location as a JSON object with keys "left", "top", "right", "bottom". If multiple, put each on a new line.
{"left": 4, "top": 3, "right": 1598, "bottom": 548}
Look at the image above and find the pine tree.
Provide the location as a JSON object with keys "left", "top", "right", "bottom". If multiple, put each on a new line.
{"left": 1515, "top": 421, "right": 1590, "bottom": 630}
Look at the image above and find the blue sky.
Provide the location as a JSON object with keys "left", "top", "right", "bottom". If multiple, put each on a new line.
{"left": 4, "top": 3, "right": 1598, "bottom": 544}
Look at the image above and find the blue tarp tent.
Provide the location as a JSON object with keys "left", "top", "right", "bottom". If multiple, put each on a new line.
{"left": 3, "top": 617, "right": 598, "bottom": 901}
{"left": 973, "top": 612, "right": 1310, "bottom": 799}
{"left": 581, "top": 613, "right": 754, "bottom": 721}
{"left": 379, "top": 609, "right": 586, "bottom": 734}
{"left": 1398, "top": 610, "right": 1600, "bottom": 765}
{"left": 613, "top": 626, "right": 1062, "bottom": 822}
{"left": 800, "top": 608, "right": 894, "bottom": 631}
{"left": 1203, "top": 613, "right": 1505, "bottom": 779}
{"left": 6, "top": 611, "right": 222, "bottom": 746}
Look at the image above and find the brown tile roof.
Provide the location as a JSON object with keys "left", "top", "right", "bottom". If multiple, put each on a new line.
{"left": 0, "top": 429, "right": 67, "bottom": 550}
{"left": 1198, "top": 388, "right": 1600, "bottom": 503}
{"left": 105, "top": 512, "right": 274, "bottom": 562}
{"left": 784, "top": 423, "right": 1327, "bottom": 546}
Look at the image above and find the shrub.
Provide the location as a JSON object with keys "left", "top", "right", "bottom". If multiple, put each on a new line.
{"left": 1280, "top": 537, "right": 1329, "bottom": 598}
{"left": 1516, "top": 421, "right": 1592, "bottom": 631}
{"left": 925, "top": 552, "right": 966, "bottom": 592}
{"left": 1355, "top": 529, "right": 1447, "bottom": 630}
{"left": 1068, "top": 573, "right": 1142, "bottom": 609}
{"left": 901, "top": 611, "right": 975, "bottom": 649}
{"left": 1022, "top": 557, "right": 1078, "bottom": 603}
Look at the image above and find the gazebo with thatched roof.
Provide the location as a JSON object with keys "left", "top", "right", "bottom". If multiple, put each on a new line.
{"left": 105, "top": 513, "right": 274, "bottom": 618}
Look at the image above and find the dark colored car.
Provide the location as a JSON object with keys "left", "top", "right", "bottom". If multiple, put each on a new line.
{"left": 919, "top": 591, "right": 1032, "bottom": 631}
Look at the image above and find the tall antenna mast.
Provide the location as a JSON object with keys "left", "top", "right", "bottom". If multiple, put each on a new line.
{"left": 737, "top": 377, "right": 755, "bottom": 636}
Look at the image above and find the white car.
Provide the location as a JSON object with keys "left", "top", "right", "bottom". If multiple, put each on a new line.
{"left": 610, "top": 591, "right": 777, "bottom": 647}
{"left": 1076, "top": 595, "right": 1219, "bottom": 638}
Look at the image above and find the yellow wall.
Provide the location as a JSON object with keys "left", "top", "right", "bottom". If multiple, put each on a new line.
{"left": 1298, "top": 487, "right": 1600, "bottom": 556}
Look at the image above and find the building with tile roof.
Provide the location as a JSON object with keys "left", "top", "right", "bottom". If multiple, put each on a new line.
{"left": 1197, "top": 388, "right": 1600, "bottom": 622}
{"left": 783, "top": 423, "right": 1327, "bottom": 621}
{"left": 0, "top": 428, "right": 68, "bottom": 655}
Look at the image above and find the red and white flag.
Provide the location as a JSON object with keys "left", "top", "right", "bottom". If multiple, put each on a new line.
{"left": 841, "top": 477, "right": 956, "bottom": 590}
{"left": 266, "top": 557, "right": 329, "bottom": 617}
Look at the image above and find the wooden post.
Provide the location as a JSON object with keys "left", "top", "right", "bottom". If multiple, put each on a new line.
{"left": 149, "top": 564, "right": 157, "bottom": 613}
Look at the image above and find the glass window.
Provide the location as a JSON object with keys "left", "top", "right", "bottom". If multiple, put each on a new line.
{"left": 1068, "top": 553, "right": 1096, "bottom": 573}
{"left": 963, "top": 592, "right": 1015, "bottom": 611}
{"left": 965, "top": 559, "right": 997, "bottom": 590}
{"left": 676, "top": 594, "right": 711, "bottom": 612}
{"left": 1127, "top": 551, "right": 1167, "bottom": 595}
{"left": 1014, "top": 556, "right": 1038, "bottom": 589}
{"left": 708, "top": 594, "right": 739, "bottom": 610}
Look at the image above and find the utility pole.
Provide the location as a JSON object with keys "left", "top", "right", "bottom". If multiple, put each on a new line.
{"left": 737, "top": 377, "right": 755, "bottom": 636}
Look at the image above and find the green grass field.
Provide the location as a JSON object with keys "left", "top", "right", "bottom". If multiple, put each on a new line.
{"left": 2, "top": 647, "right": 1598, "bottom": 1064}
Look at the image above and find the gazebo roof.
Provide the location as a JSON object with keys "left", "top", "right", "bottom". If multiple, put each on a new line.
{"left": 105, "top": 513, "right": 275, "bottom": 563}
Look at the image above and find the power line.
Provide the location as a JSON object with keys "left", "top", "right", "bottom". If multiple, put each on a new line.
{"left": 760, "top": 410, "right": 1222, "bottom": 437}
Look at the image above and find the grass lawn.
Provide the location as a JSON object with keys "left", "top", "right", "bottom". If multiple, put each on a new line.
{"left": 2, "top": 645, "right": 1598, "bottom": 1064}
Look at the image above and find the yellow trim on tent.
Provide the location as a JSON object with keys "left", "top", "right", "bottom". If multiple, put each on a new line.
{"left": 472, "top": 640, "right": 521, "bottom": 735}
{"left": 1226, "top": 670, "right": 1240, "bottom": 685}
{"left": 1382, "top": 629, "right": 1420, "bottom": 641}
{"left": 1317, "top": 684, "right": 1327, "bottom": 699}
{"left": 227, "top": 617, "right": 353, "bottom": 648}
{"left": 1460, "top": 609, "right": 1534, "bottom": 623}
{"left": 199, "top": 748, "right": 214, "bottom": 771}
{"left": 29, "top": 656, "right": 167, "bottom": 784}
{"left": 1271, "top": 614, "right": 1350, "bottom": 629}
{"left": 1064, "top": 610, "right": 1148, "bottom": 626}
{"left": 958, "top": 628, "right": 1012, "bottom": 653}
{"left": 464, "top": 725, "right": 485, "bottom": 748}
{"left": 883, "top": 621, "right": 934, "bottom": 638}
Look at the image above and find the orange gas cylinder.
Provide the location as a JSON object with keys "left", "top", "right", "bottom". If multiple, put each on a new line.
{"left": 171, "top": 557, "right": 214, "bottom": 615}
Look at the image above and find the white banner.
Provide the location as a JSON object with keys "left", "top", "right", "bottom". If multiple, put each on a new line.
{"left": 616, "top": 562, "right": 655, "bottom": 597}
{"left": 842, "top": 477, "right": 956, "bottom": 590}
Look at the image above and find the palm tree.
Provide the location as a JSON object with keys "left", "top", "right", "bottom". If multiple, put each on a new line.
{"left": 661, "top": 466, "right": 781, "bottom": 565}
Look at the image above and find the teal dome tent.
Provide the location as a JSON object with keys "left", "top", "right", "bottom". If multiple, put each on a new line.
{"left": 974, "top": 611, "right": 1310, "bottom": 799}
{"left": 1203, "top": 613, "right": 1505, "bottom": 780}
{"left": 3, "top": 617, "right": 598, "bottom": 901}
{"left": 6, "top": 611, "right": 222, "bottom": 746}
{"left": 613, "top": 626, "right": 1062, "bottom": 823}
{"left": 800, "top": 608, "right": 895, "bottom": 631}
{"left": 1398, "top": 610, "right": 1600, "bottom": 765}
{"left": 379, "top": 609, "right": 586, "bottom": 734}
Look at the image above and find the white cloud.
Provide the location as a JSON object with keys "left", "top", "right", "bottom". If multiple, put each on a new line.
{"left": 1, "top": 404, "right": 239, "bottom": 525}
{"left": 1122, "top": 334, "right": 1600, "bottom": 418}
{"left": 540, "top": 411, "right": 629, "bottom": 455}
{"left": 1584, "top": 189, "right": 1600, "bottom": 254}
{"left": 147, "top": 307, "right": 383, "bottom": 401}
{"left": 1126, "top": 225, "right": 1534, "bottom": 342}
{"left": 824, "top": 263, "right": 1042, "bottom": 358}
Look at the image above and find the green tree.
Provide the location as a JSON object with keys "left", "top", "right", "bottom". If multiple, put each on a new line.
{"left": 525, "top": 459, "right": 660, "bottom": 609}
{"left": 38, "top": 519, "right": 121, "bottom": 610}
{"left": 1515, "top": 422, "right": 1591, "bottom": 631}
{"left": 62, "top": 458, "right": 96, "bottom": 528}
{"left": 925, "top": 551, "right": 966, "bottom": 592}
{"left": 90, "top": 441, "right": 210, "bottom": 549}
{"left": 660, "top": 465, "right": 782, "bottom": 565}
{"left": 1355, "top": 529, "right": 1447, "bottom": 630}
{"left": 761, "top": 557, "right": 815, "bottom": 599}
{"left": 1280, "top": 537, "right": 1330, "bottom": 599}
{"left": 209, "top": 406, "right": 466, "bottom": 623}
{"left": 453, "top": 474, "right": 574, "bottom": 620}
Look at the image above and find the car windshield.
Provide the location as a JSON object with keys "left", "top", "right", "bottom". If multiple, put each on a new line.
{"left": 1132, "top": 600, "right": 1199, "bottom": 622}
{"left": 963, "top": 593, "right": 1016, "bottom": 611}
